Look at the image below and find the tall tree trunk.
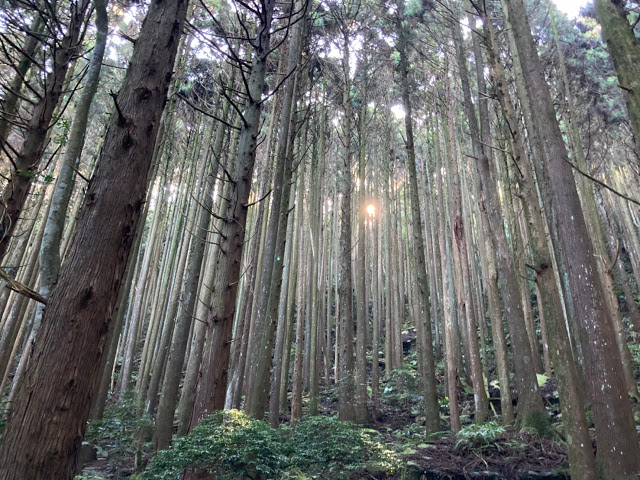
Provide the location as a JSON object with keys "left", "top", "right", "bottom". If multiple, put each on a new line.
{"left": 245, "top": 11, "right": 306, "bottom": 416}
{"left": 0, "top": 1, "right": 189, "bottom": 476}
{"left": 187, "top": 0, "right": 276, "bottom": 435}
{"left": 454, "top": 21, "right": 544, "bottom": 425}
{"left": 395, "top": 0, "right": 440, "bottom": 432}
{"left": 354, "top": 78, "right": 370, "bottom": 424}
{"left": 153, "top": 110, "right": 227, "bottom": 448}
{"left": 269, "top": 170, "right": 299, "bottom": 425}
{"left": 436, "top": 97, "right": 460, "bottom": 433}
{"left": 37, "top": 0, "right": 108, "bottom": 315}
{"left": 290, "top": 220, "right": 308, "bottom": 424}
{"left": 502, "top": 0, "right": 640, "bottom": 475}
{"left": 178, "top": 127, "right": 239, "bottom": 433}
{"left": 337, "top": 28, "right": 356, "bottom": 423}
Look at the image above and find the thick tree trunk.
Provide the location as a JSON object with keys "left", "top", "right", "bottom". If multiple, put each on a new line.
{"left": 0, "top": 1, "right": 189, "bottom": 477}
{"left": 502, "top": 0, "right": 640, "bottom": 476}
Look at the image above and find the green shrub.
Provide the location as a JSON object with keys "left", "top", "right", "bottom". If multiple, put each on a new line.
{"left": 85, "top": 395, "right": 150, "bottom": 459}
{"left": 289, "top": 416, "right": 397, "bottom": 477}
{"left": 455, "top": 421, "right": 506, "bottom": 452}
{"left": 138, "top": 410, "right": 287, "bottom": 480}
{"left": 137, "top": 411, "right": 398, "bottom": 480}
{"left": 381, "top": 368, "right": 421, "bottom": 408}
{"left": 520, "top": 410, "right": 556, "bottom": 439}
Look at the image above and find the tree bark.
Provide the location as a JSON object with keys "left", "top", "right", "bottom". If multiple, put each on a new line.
{"left": 187, "top": 0, "right": 276, "bottom": 436}
{"left": 502, "top": 0, "right": 640, "bottom": 475}
{"left": 0, "top": 1, "right": 189, "bottom": 476}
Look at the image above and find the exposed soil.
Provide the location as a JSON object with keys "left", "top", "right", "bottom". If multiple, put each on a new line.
{"left": 404, "top": 432, "right": 569, "bottom": 480}
{"left": 79, "top": 377, "right": 573, "bottom": 479}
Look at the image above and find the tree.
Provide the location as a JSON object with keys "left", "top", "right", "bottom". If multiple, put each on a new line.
{"left": 0, "top": 1, "right": 91, "bottom": 258}
{"left": 502, "top": 0, "right": 640, "bottom": 475}
{"left": 394, "top": 0, "right": 440, "bottom": 433}
{"left": 0, "top": 0, "right": 190, "bottom": 476}
{"left": 595, "top": 0, "right": 640, "bottom": 146}
{"left": 187, "top": 0, "right": 278, "bottom": 434}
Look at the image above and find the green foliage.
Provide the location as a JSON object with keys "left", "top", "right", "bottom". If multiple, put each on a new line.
{"left": 536, "top": 374, "right": 549, "bottom": 387}
{"left": 138, "top": 410, "right": 286, "bottom": 480}
{"left": 0, "top": 397, "right": 8, "bottom": 433}
{"left": 390, "top": 50, "right": 401, "bottom": 67}
{"left": 74, "top": 469, "right": 107, "bottom": 480}
{"left": 42, "top": 173, "right": 55, "bottom": 184}
{"left": 520, "top": 411, "right": 556, "bottom": 439}
{"left": 84, "top": 395, "right": 152, "bottom": 460}
{"left": 15, "top": 169, "right": 37, "bottom": 179}
{"left": 54, "top": 118, "right": 71, "bottom": 146}
{"left": 381, "top": 368, "right": 422, "bottom": 408}
{"left": 454, "top": 422, "right": 506, "bottom": 452}
{"left": 405, "top": 0, "right": 422, "bottom": 17}
{"left": 138, "top": 411, "right": 398, "bottom": 480}
{"left": 585, "top": 410, "right": 595, "bottom": 427}
{"left": 290, "top": 416, "right": 398, "bottom": 477}
{"left": 628, "top": 342, "right": 640, "bottom": 372}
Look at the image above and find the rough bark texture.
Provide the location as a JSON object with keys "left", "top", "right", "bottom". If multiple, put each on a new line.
{"left": 396, "top": 0, "right": 439, "bottom": 432}
{"left": 187, "top": 0, "right": 275, "bottom": 435}
{"left": 502, "top": 0, "right": 640, "bottom": 476}
{"left": 0, "top": 1, "right": 189, "bottom": 477}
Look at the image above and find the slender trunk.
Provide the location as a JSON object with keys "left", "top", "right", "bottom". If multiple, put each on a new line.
{"left": 436, "top": 101, "right": 460, "bottom": 433}
{"left": 0, "top": 1, "right": 90, "bottom": 259}
{"left": 187, "top": 0, "right": 276, "bottom": 435}
{"left": 154, "top": 111, "right": 225, "bottom": 448}
{"left": 290, "top": 223, "right": 307, "bottom": 424}
{"left": 455, "top": 22, "right": 543, "bottom": 424}
{"left": 354, "top": 81, "right": 370, "bottom": 424}
{"left": 337, "top": 29, "right": 356, "bottom": 422}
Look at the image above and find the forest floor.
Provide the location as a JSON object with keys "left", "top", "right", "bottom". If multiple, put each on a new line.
{"left": 76, "top": 380, "right": 573, "bottom": 480}
{"left": 76, "top": 375, "right": 584, "bottom": 479}
{"left": 76, "top": 333, "right": 640, "bottom": 480}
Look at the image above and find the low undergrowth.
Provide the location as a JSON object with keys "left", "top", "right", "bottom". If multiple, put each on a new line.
{"left": 136, "top": 410, "right": 399, "bottom": 480}
{"left": 78, "top": 366, "right": 575, "bottom": 480}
